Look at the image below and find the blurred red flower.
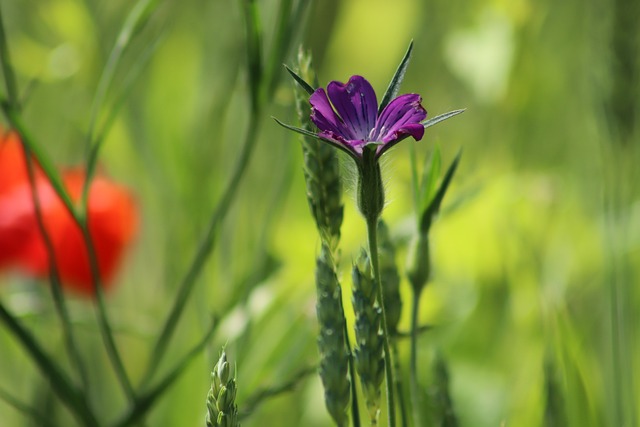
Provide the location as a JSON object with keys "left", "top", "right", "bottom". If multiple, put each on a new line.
{"left": 0, "top": 128, "right": 138, "bottom": 296}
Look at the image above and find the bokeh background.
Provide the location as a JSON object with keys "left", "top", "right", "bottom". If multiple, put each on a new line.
{"left": 1, "top": 0, "right": 639, "bottom": 426}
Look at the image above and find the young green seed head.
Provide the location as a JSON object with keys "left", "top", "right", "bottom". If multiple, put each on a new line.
{"left": 315, "top": 244, "right": 351, "bottom": 426}
{"left": 377, "top": 220, "right": 402, "bottom": 334}
{"left": 206, "top": 351, "right": 239, "bottom": 427}
{"left": 352, "top": 249, "right": 385, "bottom": 424}
{"left": 294, "top": 49, "right": 344, "bottom": 253}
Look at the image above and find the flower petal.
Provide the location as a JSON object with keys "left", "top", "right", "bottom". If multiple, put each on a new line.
{"left": 326, "top": 76, "right": 378, "bottom": 140}
{"left": 49, "top": 170, "right": 138, "bottom": 294}
{"left": 372, "top": 94, "right": 427, "bottom": 144}
{"left": 0, "top": 129, "right": 43, "bottom": 196}
{"left": 310, "top": 88, "right": 355, "bottom": 141}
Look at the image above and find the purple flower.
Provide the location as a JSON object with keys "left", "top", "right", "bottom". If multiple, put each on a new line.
{"left": 310, "top": 75, "right": 427, "bottom": 159}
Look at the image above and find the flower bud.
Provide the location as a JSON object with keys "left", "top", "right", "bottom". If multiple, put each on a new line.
{"left": 406, "top": 233, "right": 431, "bottom": 294}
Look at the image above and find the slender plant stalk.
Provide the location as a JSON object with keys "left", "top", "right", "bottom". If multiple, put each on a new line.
{"left": 366, "top": 217, "right": 396, "bottom": 427}
{"left": 410, "top": 288, "right": 422, "bottom": 427}
{"left": 408, "top": 144, "right": 420, "bottom": 215}
{"left": 1, "top": 2, "right": 96, "bottom": 398}
{"left": 140, "top": 110, "right": 263, "bottom": 387}
{"left": 81, "top": 0, "right": 159, "bottom": 211}
{"left": 377, "top": 220, "right": 406, "bottom": 426}
{"left": 0, "top": 6, "right": 18, "bottom": 106}
{"left": 0, "top": 303, "right": 100, "bottom": 427}
{"left": 264, "top": 0, "right": 292, "bottom": 96}
{"left": 81, "top": 223, "right": 136, "bottom": 400}
{"left": 392, "top": 341, "right": 408, "bottom": 427}
{"left": 113, "top": 317, "right": 218, "bottom": 427}
{"left": 0, "top": 386, "right": 57, "bottom": 427}
{"left": 1, "top": 32, "right": 138, "bottom": 408}
{"left": 1, "top": 5, "right": 90, "bottom": 394}
{"left": 344, "top": 320, "right": 362, "bottom": 427}
{"left": 141, "top": 0, "right": 300, "bottom": 386}
{"left": 0, "top": 107, "right": 76, "bottom": 212}
{"left": 1, "top": 10, "right": 134, "bottom": 396}
{"left": 22, "top": 146, "right": 90, "bottom": 392}
{"left": 239, "top": 364, "right": 317, "bottom": 420}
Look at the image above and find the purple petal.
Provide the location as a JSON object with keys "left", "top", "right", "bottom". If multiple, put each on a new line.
{"left": 310, "top": 88, "right": 356, "bottom": 141}
{"left": 372, "top": 94, "right": 427, "bottom": 143}
{"left": 326, "top": 76, "right": 378, "bottom": 140}
{"left": 316, "top": 130, "right": 366, "bottom": 157}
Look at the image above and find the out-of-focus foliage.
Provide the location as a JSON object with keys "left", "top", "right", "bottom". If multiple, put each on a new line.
{"left": 1, "top": 0, "right": 638, "bottom": 426}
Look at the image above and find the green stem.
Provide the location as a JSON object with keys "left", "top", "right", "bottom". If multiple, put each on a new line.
{"left": 81, "top": 223, "right": 136, "bottom": 400}
{"left": 112, "top": 317, "right": 218, "bottom": 427}
{"left": 1, "top": 103, "right": 135, "bottom": 401}
{"left": 408, "top": 143, "right": 420, "bottom": 215}
{"left": 140, "top": 110, "right": 262, "bottom": 387}
{"left": 0, "top": 386, "right": 57, "bottom": 427}
{"left": 22, "top": 145, "right": 89, "bottom": 392}
{"left": 392, "top": 341, "right": 408, "bottom": 427}
{"left": 0, "top": 107, "right": 76, "bottom": 213}
{"left": 366, "top": 217, "right": 396, "bottom": 427}
{"left": 81, "top": 0, "right": 159, "bottom": 213}
{"left": 410, "top": 289, "right": 422, "bottom": 427}
{"left": 238, "top": 365, "right": 318, "bottom": 421}
{"left": 0, "top": 6, "right": 18, "bottom": 107}
{"left": 343, "top": 311, "right": 361, "bottom": 427}
{"left": 0, "top": 303, "right": 100, "bottom": 427}
{"left": 1, "top": 6, "right": 91, "bottom": 395}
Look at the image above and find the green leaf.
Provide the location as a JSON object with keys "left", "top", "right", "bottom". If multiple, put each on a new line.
{"left": 86, "top": 0, "right": 160, "bottom": 147}
{"left": 2, "top": 108, "right": 77, "bottom": 216}
{"left": 0, "top": 303, "right": 99, "bottom": 426}
{"left": 83, "top": 0, "right": 161, "bottom": 216}
{"left": 378, "top": 40, "right": 414, "bottom": 114}
{"left": 419, "top": 146, "right": 441, "bottom": 215}
{"left": 241, "top": 0, "right": 264, "bottom": 112}
{"left": 422, "top": 109, "right": 466, "bottom": 130}
{"left": 265, "top": 0, "right": 312, "bottom": 98}
{"left": 284, "top": 64, "right": 315, "bottom": 95}
{"left": 0, "top": 6, "right": 19, "bottom": 108}
{"left": 419, "top": 150, "right": 462, "bottom": 233}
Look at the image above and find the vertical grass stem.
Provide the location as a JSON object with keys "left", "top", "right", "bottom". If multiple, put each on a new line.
{"left": 366, "top": 217, "right": 396, "bottom": 427}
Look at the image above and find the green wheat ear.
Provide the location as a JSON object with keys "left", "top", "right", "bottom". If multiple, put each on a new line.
{"left": 294, "top": 48, "right": 344, "bottom": 254}
{"left": 377, "top": 220, "right": 402, "bottom": 335}
{"left": 316, "top": 244, "right": 351, "bottom": 427}
{"left": 352, "top": 249, "right": 385, "bottom": 424}
{"left": 206, "top": 351, "right": 239, "bottom": 427}
{"left": 294, "top": 48, "right": 351, "bottom": 426}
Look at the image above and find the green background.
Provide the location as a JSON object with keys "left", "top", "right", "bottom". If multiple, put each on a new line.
{"left": 1, "top": 0, "right": 639, "bottom": 425}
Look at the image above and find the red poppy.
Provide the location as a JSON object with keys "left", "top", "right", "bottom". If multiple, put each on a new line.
{"left": 0, "top": 128, "right": 138, "bottom": 295}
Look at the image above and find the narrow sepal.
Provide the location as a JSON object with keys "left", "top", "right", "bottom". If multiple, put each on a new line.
{"left": 422, "top": 109, "right": 466, "bottom": 130}
{"left": 284, "top": 64, "right": 315, "bottom": 95}
{"left": 378, "top": 40, "right": 414, "bottom": 115}
{"left": 273, "top": 116, "right": 361, "bottom": 161}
